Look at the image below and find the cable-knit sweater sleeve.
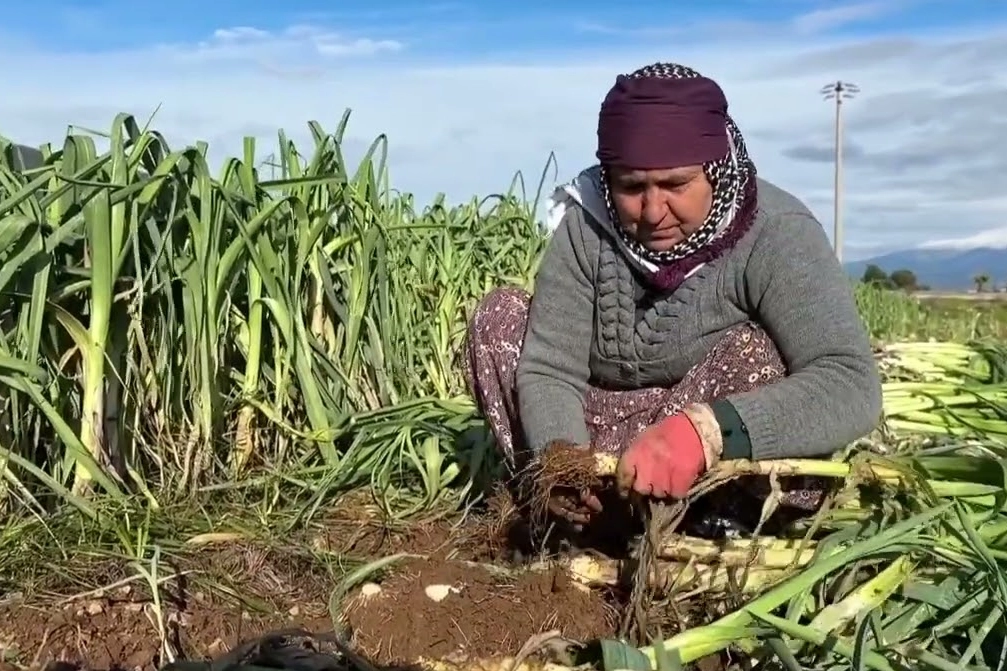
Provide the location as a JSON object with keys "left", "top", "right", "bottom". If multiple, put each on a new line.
{"left": 724, "top": 211, "right": 883, "bottom": 460}
{"left": 515, "top": 207, "right": 595, "bottom": 454}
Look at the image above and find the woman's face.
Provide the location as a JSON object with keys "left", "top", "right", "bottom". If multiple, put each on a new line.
{"left": 608, "top": 165, "right": 713, "bottom": 253}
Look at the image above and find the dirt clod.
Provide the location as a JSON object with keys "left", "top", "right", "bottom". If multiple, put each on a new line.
{"left": 342, "top": 557, "right": 619, "bottom": 666}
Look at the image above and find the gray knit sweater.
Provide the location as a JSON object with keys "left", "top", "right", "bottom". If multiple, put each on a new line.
{"left": 515, "top": 176, "right": 883, "bottom": 461}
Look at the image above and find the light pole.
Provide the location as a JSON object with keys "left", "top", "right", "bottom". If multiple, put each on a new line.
{"left": 820, "top": 80, "right": 859, "bottom": 263}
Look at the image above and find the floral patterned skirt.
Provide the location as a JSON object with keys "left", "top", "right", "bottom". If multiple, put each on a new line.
{"left": 462, "top": 286, "right": 829, "bottom": 522}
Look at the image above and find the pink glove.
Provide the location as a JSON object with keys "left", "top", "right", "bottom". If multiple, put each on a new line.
{"left": 617, "top": 405, "right": 720, "bottom": 499}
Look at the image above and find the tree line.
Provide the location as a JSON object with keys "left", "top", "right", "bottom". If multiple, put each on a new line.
{"left": 861, "top": 265, "right": 995, "bottom": 293}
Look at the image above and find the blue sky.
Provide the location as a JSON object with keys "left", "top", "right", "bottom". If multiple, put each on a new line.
{"left": 2, "top": 0, "right": 1007, "bottom": 257}
{"left": 12, "top": 0, "right": 1007, "bottom": 57}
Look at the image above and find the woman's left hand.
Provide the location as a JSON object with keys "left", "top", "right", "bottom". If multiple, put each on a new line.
{"left": 616, "top": 406, "right": 718, "bottom": 499}
{"left": 547, "top": 487, "right": 604, "bottom": 527}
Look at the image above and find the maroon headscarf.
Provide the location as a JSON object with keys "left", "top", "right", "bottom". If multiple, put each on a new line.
{"left": 597, "top": 74, "right": 730, "bottom": 169}
{"left": 593, "top": 62, "right": 759, "bottom": 293}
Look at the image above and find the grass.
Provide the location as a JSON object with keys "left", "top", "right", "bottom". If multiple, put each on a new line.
{"left": 3, "top": 111, "right": 1007, "bottom": 671}
{"left": 856, "top": 286, "right": 1007, "bottom": 342}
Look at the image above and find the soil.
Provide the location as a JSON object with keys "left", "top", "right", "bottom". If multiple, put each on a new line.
{"left": 0, "top": 487, "right": 731, "bottom": 671}
{"left": 0, "top": 588, "right": 332, "bottom": 671}
{"left": 342, "top": 557, "right": 620, "bottom": 667}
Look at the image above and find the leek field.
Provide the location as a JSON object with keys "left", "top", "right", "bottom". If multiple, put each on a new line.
{"left": 2, "top": 114, "right": 1007, "bottom": 671}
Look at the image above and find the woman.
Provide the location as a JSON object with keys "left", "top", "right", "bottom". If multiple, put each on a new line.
{"left": 463, "top": 62, "right": 882, "bottom": 530}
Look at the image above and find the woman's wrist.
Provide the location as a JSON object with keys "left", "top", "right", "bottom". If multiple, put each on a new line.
{"left": 681, "top": 403, "right": 724, "bottom": 470}
{"left": 707, "top": 399, "right": 753, "bottom": 461}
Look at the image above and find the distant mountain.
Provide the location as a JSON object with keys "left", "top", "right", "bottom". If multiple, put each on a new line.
{"left": 844, "top": 247, "right": 1007, "bottom": 291}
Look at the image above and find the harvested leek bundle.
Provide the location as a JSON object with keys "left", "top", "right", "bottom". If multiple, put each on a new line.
{"left": 591, "top": 451, "right": 902, "bottom": 483}
{"left": 876, "top": 340, "right": 1007, "bottom": 440}
{"left": 627, "top": 445, "right": 1007, "bottom": 669}
{"left": 875, "top": 340, "right": 1003, "bottom": 383}
{"left": 882, "top": 381, "right": 1007, "bottom": 439}
{"left": 556, "top": 554, "right": 796, "bottom": 597}
{"left": 654, "top": 535, "right": 818, "bottom": 568}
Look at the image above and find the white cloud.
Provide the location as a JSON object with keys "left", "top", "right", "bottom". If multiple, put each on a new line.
{"left": 212, "top": 27, "right": 272, "bottom": 42}
{"left": 174, "top": 24, "right": 404, "bottom": 62}
{"left": 1, "top": 20, "right": 1006, "bottom": 259}
{"left": 918, "top": 228, "right": 1007, "bottom": 250}
{"left": 790, "top": 1, "right": 896, "bottom": 35}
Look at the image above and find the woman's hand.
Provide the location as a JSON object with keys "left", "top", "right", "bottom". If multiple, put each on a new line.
{"left": 547, "top": 486, "right": 603, "bottom": 527}
{"left": 617, "top": 404, "right": 722, "bottom": 499}
{"left": 536, "top": 439, "right": 604, "bottom": 528}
